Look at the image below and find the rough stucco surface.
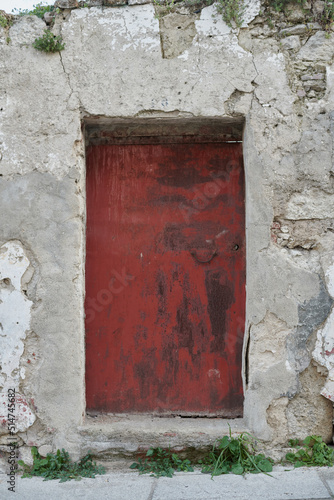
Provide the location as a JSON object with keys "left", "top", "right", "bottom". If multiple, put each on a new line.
{"left": 0, "top": 0, "right": 334, "bottom": 464}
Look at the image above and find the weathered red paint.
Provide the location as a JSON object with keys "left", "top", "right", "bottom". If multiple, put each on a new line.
{"left": 85, "top": 141, "right": 245, "bottom": 416}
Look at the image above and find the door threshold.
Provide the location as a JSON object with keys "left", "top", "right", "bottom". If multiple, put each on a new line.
{"left": 78, "top": 414, "right": 249, "bottom": 458}
{"left": 86, "top": 411, "right": 243, "bottom": 418}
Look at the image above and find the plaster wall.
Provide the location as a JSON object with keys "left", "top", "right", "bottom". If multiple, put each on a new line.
{"left": 0, "top": 0, "right": 334, "bottom": 464}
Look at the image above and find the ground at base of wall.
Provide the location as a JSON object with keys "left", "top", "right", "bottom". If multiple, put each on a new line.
{"left": 1, "top": 466, "right": 334, "bottom": 500}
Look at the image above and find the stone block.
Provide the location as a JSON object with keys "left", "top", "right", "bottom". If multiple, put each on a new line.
{"left": 286, "top": 4, "right": 306, "bottom": 22}
{"left": 280, "top": 35, "right": 301, "bottom": 50}
{"left": 297, "top": 31, "right": 334, "bottom": 62}
{"left": 43, "top": 11, "right": 55, "bottom": 24}
{"left": 297, "top": 88, "right": 306, "bottom": 97}
{"left": 280, "top": 24, "right": 307, "bottom": 35}
{"left": 54, "top": 0, "right": 79, "bottom": 8}
{"left": 301, "top": 73, "right": 324, "bottom": 80}
{"left": 160, "top": 12, "right": 198, "bottom": 59}
{"left": 103, "top": 0, "right": 128, "bottom": 5}
{"left": 128, "top": 0, "right": 151, "bottom": 4}
{"left": 38, "top": 445, "right": 53, "bottom": 456}
{"left": 302, "top": 80, "right": 326, "bottom": 91}
{"left": 313, "top": 0, "right": 325, "bottom": 15}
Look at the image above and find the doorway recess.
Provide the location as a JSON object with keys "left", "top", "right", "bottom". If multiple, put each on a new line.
{"left": 84, "top": 117, "right": 245, "bottom": 417}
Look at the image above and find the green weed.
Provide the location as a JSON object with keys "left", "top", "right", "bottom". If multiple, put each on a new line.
{"left": 286, "top": 435, "right": 334, "bottom": 467}
{"left": 130, "top": 429, "right": 273, "bottom": 479}
{"left": 130, "top": 447, "right": 194, "bottom": 478}
{"left": 0, "top": 14, "right": 12, "bottom": 28}
{"left": 317, "top": 0, "right": 334, "bottom": 31}
{"left": 216, "top": 0, "right": 245, "bottom": 27}
{"left": 199, "top": 429, "right": 273, "bottom": 477}
{"left": 153, "top": 0, "right": 243, "bottom": 26}
{"left": 18, "top": 447, "right": 106, "bottom": 483}
{"left": 266, "top": 0, "right": 334, "bottom": 32}
{"left": 270, "top": 0, "right": 306, "bottom": 13}
{"left": 153, "top": 0, "right": 176, "bottom": 15}
{"left": 33, "top": 29, "right": 65, "bottom": 53}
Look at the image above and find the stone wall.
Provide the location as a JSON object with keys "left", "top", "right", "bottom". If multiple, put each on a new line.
{"left": 0, "top": 0, "right": 333, "bottom": 465}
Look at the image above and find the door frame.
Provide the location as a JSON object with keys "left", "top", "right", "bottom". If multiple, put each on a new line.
{"left": 83, "top": 116, "right": 249, "bottom": 417}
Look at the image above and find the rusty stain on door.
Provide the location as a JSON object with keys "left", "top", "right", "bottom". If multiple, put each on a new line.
{"left": 85, "top": 140, "right": 245, "bottom": 416}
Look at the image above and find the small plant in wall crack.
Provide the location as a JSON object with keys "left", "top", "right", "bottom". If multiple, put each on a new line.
{"left": 33, "top": 29, "right": 65, "bottom": 53}
{"left": 18, "top": 447, "right": 106, "bottom": 482}
{"left": 318, "top": 0, "right": 334, "bottom": 32}
{"left": 153, "top": 0, "right": 214, "bottom": 19}
{"left": 0, "top": 13, "right": 13, "bottom": 44}
{"left": 269, "top": 0, "right": 306, "bottom": 13}
{"left": 0, "top": 14, "right": 13, "bottom": 28}
{"left": 153, "top": 0, "right": 244, "bottom": 27}
{"left": 215, "top": 0, "right": 245, "bottom": 28}
{"left": 265, "top": 0, "right": 334, "bottom": 32}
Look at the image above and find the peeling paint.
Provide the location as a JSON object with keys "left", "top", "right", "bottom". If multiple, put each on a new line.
{"left": 288, "top": 278, "right": 333, "bottom": 372}
{"left": 195, "top": 5, "right": 230, "bottom": 37}
{"left": 0, "top": 241, "right": 36, "bottom": 433}
{"left": 242, "top": 0, "right": 261, "bottom": 26}
{"left": 313, "top": 260, "right": 334, "bottom": 400}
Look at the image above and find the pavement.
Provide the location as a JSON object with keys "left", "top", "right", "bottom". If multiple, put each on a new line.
{"left": 0, "top": 465, "right": 334, "bottom": 500}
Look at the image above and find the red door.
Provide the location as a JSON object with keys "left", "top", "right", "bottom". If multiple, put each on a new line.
{"left": 85, "top": 140, "right": 245, "bottom": 416}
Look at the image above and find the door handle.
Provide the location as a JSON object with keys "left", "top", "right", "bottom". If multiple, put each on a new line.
{"left": 190, "top": 249, "right": 217, "bottom": 264}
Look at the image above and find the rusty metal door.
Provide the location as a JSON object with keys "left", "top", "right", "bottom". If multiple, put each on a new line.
{"left": 85, "top": 140, "right": 245, "bottom": 416}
